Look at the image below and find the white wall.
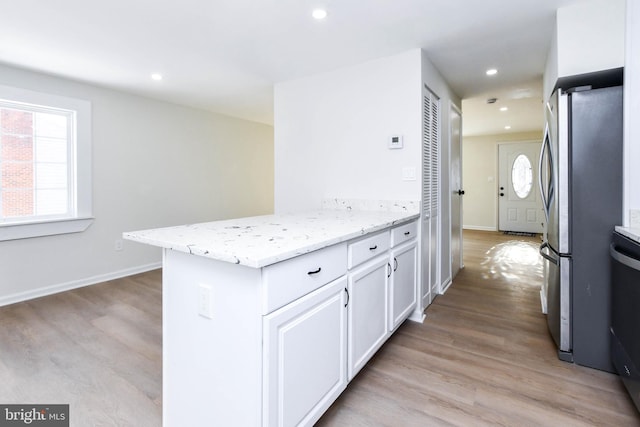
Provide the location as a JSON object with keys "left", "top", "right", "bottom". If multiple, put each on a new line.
{"left": 0, "top": 64, "right": 274, "bottom": 305}
{"left": 625, "top": 0, "right": 640, "bottom": 227}
{"left": 544, "top": 0, "right": 626, "bottom": 99}
{"left": 556, "top": 0, "right": 625, "bottom": 77}
{"left": 543, "top": 20, "right": 559, "bottom": 101}
{"left": 274, "top": 49, "right": 423, "bottom": 213}
{"left": 462, "top": 131, "right": 543, "bottom": 231}
{"left": 274, "top": 48, "right": 461, "bottom": 299}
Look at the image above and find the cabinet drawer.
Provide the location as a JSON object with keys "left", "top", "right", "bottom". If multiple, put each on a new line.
{"left": 262, "top": 243, "right": 347, "bottom": 314}
{"left": 348, "top": 230, "right": 390, "bottom": 269}
{"left": 391, "top": 221, "right": 418, "bottom": 247}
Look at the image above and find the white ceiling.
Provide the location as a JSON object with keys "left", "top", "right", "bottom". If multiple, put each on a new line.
{"left": 462, "top": 78, "right": 545, "bottom": 137}
{"left": 0, "top": 0, "right": 588, "bottom": 135}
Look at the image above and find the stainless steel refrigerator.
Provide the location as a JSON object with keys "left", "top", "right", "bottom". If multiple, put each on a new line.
{"left": 538, "top": 70, "right": 623, "bottom": 372}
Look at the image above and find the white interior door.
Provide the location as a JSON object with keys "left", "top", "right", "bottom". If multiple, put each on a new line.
{"left": 498, "top": 141, "right": 544, "bottom": 233}
{"left": 450, "top": 103, "right": 463, "bottom": 277}
{"left": 422, "top": 86, "right": 440, "bottom": 307}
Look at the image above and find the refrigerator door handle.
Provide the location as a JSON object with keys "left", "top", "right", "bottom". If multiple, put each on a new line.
{"left": 538, "top": 125, "right": 546, "bottom": 212}
{"left": 540, "top": 241, "right": 558, "bottom": 265}
{"left": 610, "top": 243, "right": 640, "bottom": 271}
{"left": 538, "top": 123, "right": 552, "bottom": 221}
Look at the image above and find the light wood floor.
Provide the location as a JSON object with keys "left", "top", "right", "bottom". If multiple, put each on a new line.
{"left": 0, "top": 271, "right": 163, "bottom": 426}
{"left": 1, "top": 230, "right": 638, "bottom": 426}
{"left": 317, "top": 230, "right": 640, "bottom": 426}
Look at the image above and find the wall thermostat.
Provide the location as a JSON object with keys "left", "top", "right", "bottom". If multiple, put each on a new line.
{"left": 388, "top": 135, "right": 403, "bottom": 149}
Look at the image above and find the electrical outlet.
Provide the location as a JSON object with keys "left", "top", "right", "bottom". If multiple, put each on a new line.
{"left": 115, "top": 239, "right": 123, "bottom": 251}
{"left": 198, "top": 284, "right": 214, "bottom": 319}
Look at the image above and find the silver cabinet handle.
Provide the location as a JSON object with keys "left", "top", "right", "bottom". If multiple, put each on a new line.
{"left": 610, "top": 243, "right": 640, "bottom": 272}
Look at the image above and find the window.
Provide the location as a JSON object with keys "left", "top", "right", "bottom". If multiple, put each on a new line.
{"left": 511, "top": 153, "right": 533, "bottom": 199}
{"left": 0, "top": 85, "right": 92, "bottom": 241}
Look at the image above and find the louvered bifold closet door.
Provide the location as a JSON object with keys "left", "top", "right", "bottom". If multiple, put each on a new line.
{"left": 423, "top": 94, "right": 432, "bottom": 219}
{"left": 422, "top": 89, "right": 440, "bottom": 219}
{"left": 430, "top": 96, "right": 439, "bottom": 217}
{"left": 422, "top": 86, "right": 440, "bottom": 305}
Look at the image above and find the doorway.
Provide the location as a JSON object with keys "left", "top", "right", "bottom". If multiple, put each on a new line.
{"left": 498, "top": 141, "right": 544, "bottom": 234}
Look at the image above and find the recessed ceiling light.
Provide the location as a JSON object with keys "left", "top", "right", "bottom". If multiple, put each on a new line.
{"left": 312, "top": 9, "right": 327, "bottom": 20}
{"left": 486, "top": 68, "right": 498, "bottom": 76}
{"left": 500, "top": 106, "right": 508, "bottom": 112}
{"left": 504, "top": 125, "right": 512, "bottom": 130}
{"left": 151, "top": 73, "right": 163, "bottom": 81}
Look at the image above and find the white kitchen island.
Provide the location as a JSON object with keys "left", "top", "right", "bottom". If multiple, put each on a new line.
{"left": 124, "top": 205, "right": 421, "bottom": 427}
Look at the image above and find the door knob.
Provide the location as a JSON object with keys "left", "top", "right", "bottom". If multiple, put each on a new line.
{"left": 500, "top": 192, "right": 505, "bottom": 197}
{"left": 457, "top": 190, "right": 465, "bottom": 195}
{"left": 500, "top": 186, "right": 504, "bottom": 190}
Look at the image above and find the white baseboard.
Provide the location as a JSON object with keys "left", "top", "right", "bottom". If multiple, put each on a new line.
{"left": 0, "top": 262, "right": 162, "bottom": 307}
{"left": 440, "top": 277, "right": 453, "bottom": 294}
{"left": 408, "top": 308, "right": 426, "bottom": 323}
{"left": 463, "top": 225, "right": 497, "bottom": 232}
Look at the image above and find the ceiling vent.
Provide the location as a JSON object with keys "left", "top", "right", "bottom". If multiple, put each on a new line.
{"left": 486, "top": 97, "right": 498, "bottom": 104}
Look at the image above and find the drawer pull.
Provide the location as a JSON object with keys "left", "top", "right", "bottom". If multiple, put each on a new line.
{"left": 404, "top": 231, "right": 411, "bottom": 236}
{"left": 610, "top": 244, "right": 640, "bottom": 271}
{"left": 307, "top": 267, "right": 322, "bottom": 275}
{"left": 369, "top": 245, "right": 378, "bottom": 251}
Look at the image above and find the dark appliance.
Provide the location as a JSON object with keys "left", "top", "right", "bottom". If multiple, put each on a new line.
{"left": 610, "top": 230, "right": 640, "bottom": 411}
{"left": 538, "top": 68, "right": 623, "bottom": 372}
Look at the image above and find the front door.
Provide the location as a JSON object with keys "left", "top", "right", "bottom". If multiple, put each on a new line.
{"left": 498, "top": 141, "right": 544, "bottom": 233}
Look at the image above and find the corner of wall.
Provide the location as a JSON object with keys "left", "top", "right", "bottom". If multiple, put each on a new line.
{"left": 543, "top": 11, "right": 559, "bottom": 101}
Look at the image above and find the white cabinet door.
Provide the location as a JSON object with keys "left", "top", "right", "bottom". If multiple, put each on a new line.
{"left": 263, "top": 276, "right": 348, "bottom": 427}
{"left": 389, "top": 241, "right": 418, "bottom": 331}
{"left": 347, "top": 256, "right": 390, "bottom": 380}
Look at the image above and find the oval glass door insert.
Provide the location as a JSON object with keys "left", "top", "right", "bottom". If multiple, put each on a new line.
{"left": 512, "top": 154, "right": 533, "bottom": 198}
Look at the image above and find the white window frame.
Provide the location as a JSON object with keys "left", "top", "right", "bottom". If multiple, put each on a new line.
{"left": 0, "top": 84, "right": 93, "bottom": 241}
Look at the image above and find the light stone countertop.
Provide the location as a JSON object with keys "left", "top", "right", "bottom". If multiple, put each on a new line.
{"left": 124, "top": 209, "right": 419, "bottom": 268}
{"left": 615, "top": 226, "right": 640, "bottom": 244}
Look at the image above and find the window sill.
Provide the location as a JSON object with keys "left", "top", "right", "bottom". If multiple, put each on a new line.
{"left": 0, "top": 217, "right": 94, "bottom": 241}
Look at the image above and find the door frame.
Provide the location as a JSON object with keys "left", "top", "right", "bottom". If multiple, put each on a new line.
{"left": 449, "top": 102, "right": 463, "bottom": 277}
